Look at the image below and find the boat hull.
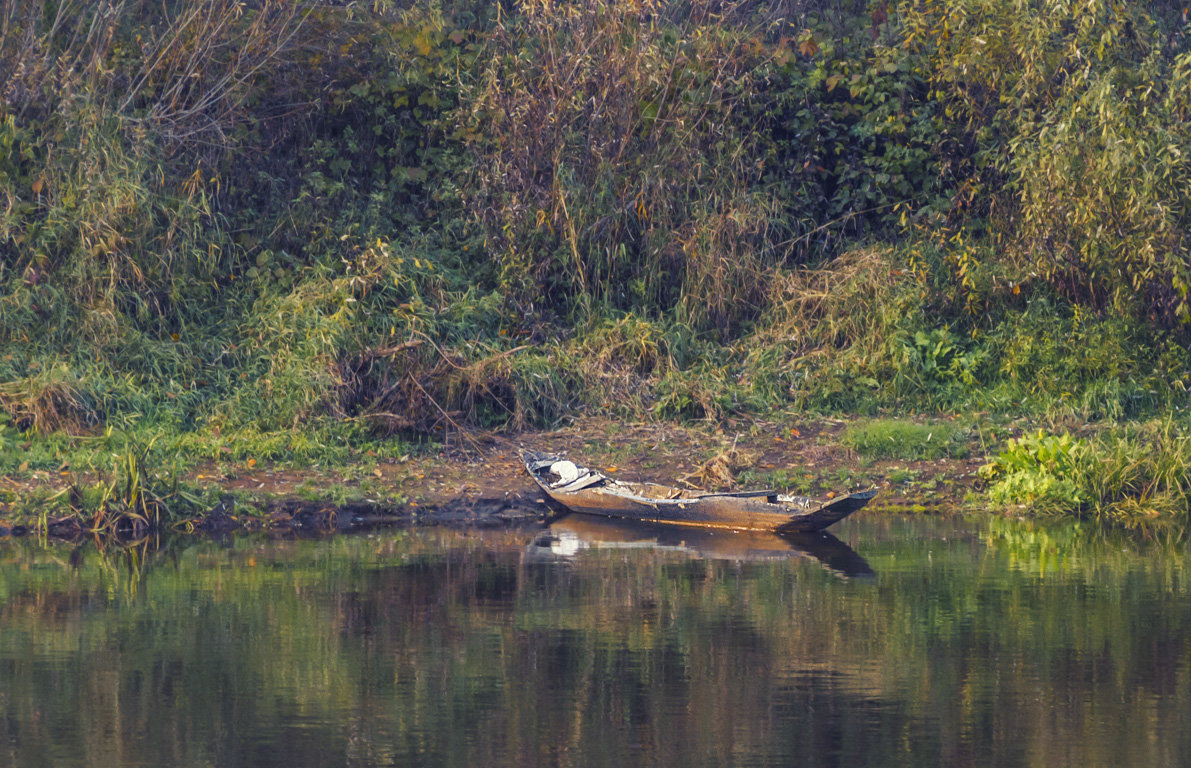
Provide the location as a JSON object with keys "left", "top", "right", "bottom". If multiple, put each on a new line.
{"left": 524, "top": 452, "right": 876, "bottom": 533}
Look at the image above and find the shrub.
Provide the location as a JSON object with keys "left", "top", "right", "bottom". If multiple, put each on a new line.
{"left": 979, "top": 430, "right": 1088, "bottom": 511}
{"left": 900, "top": 0, "right": 1191, "bottom": 328}
{"left": 1010, "top": 61, "right": 1191, "bottom": 327}
{"left": 981, "top": 424, "right": 1191, "bottom": 526}
{"left": 460, "top": 0, "right": 792, "bottom": 333}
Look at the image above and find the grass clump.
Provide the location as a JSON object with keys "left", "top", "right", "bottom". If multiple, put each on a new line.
{"left": 842, "top": 418, "right": 969, "bottom": 461}
{"left": 0, "top": 364, "right": 99, "bottom": 435}
{"left": 10, "top": 439, "right": 213, "bottom": 537}
{"left": 76, "top": 443, "right": 208, "bottom": 536}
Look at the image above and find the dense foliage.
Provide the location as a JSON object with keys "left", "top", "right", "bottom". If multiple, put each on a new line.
{"left": 2, "top": 0, "right": 1190, "bottom": 480}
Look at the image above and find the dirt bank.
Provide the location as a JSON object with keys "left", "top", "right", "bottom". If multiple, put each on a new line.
{"left": 216, "top": 416, "right": 983, "bottom": 521}
{"left": 0, "top": 416, "right": 985, "bottom": 537}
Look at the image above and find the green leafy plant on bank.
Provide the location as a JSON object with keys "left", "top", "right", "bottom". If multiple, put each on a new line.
{"left": 980, "top": 424, "right": 1191, "bottom": 527}
{"left": 979, "top": 430, "right": 1088, "bottom": 511}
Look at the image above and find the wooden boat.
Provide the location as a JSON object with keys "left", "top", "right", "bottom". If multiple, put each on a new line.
{"left": 523, "top": 451, "right": 876, "bottom": 534}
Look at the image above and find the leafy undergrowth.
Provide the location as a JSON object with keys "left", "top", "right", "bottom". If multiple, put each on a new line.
{"left": 4, "top": 1, "right": 1191, "bottom": 534}
{"left": 980, "top": 422, "right": 1191, "bottom": 529}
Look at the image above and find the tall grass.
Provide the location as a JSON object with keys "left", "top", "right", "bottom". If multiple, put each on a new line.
{"left": 461, "top": 0, "right": 793, "bottom": 334}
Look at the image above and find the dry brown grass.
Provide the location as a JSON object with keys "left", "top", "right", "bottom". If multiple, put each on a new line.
{"left": 339, "top": 338, "right": 568, "bottom": 438}
{"left": 678, "top": 443, "right": 758, "bottom": 491}
{"left": 0, "top": 366, "right": 97, "bottom": 435}
{"left": 756, "top": 247, "right": 905, "bottom": 355}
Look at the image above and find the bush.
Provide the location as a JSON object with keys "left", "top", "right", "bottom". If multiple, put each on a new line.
{"left": 981, "top": 424, "right": 1191, "bottom": 526}
{"left": 460, "top": 0, "right": 803, "bottom": 333}
{"left": 1011, "top": 60, "right": 1191, "bottom": 327}
{"left": 900, "top": 0, "right": 1191, "bottom": 328}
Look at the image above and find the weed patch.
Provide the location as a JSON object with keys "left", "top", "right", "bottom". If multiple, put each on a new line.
{"left": 981, "top": 423, "right": 1191, "bottom": 527}
{"left": 842, "top": 419, "right": 969, "bottom": 461}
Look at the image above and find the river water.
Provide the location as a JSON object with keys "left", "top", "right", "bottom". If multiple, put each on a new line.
{"left": 1, "top": 513, "right": 1188, "bottom": 768}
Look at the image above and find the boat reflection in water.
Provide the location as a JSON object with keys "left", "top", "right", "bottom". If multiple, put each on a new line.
{"left": 526, "top": 513, "right": 874, "bottom": 579}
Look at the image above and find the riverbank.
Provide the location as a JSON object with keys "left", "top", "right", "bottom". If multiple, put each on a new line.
{"left": 0, "top": 413, "right": 991, "bottom": 538}
{"left": 5, "top": 1, "right": 1191, "bottom": 537}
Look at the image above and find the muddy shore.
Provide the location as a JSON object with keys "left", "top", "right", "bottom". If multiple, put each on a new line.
{"left": 0, "top": 416, "right": 985, "bottom": 538}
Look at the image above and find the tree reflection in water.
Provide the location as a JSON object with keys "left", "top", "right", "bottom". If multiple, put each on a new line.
{"left": 0, "top": 516, "right": 1189, "bottom": 767}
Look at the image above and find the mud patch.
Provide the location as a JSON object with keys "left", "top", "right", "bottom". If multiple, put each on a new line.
{"left": 251, "top": 491, "right": 550, "bottom": 534}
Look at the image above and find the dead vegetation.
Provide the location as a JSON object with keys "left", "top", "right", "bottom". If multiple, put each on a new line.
{"left": 678, "top": 443, "right": 759, "bottom": 491}
{"left": 747, "top": 248, "right": 907, "bottom": 361}
{"left": 338, "top": 338, "right": 569, "bottom": 438}
{"left": 0, "top": 367, "right": 98, "bottom": 435}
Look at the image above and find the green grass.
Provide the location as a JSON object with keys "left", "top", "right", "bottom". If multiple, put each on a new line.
{"left": 841, "top": 419, "right": 970, "bottom": 461}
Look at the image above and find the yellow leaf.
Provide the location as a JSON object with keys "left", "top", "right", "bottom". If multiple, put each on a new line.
{"left": 414, "top": 32, "right": 432, "bottom": 57}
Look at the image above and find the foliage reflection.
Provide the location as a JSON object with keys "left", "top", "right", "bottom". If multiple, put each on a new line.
{"left": 1, "top": 518, "right": 1189, "bottom": 767}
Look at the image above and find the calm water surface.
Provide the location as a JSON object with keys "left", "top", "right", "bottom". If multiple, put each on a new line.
{"left": 1, "top": 513, "right": 1189, "bottom": 768}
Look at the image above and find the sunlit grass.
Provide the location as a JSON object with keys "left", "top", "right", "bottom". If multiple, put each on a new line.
{"left": 841, "top": 418, "right": 970, "bottom": 461}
